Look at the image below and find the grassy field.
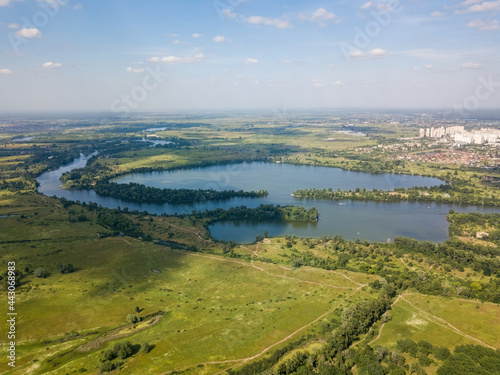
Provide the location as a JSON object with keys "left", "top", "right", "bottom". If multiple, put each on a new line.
{"left": 373, "top": 293, "right": 500, "bottom": 350}
{"left": 0, "top": 195, "right": 371, "bottom": 375}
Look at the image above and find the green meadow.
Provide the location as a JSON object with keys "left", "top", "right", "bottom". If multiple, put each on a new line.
{"left": 0, "top": 195, "right": 367, "bottom": 374}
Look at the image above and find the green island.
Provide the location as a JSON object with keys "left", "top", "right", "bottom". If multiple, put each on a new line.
{"left": 92, "top": 181, "right": 269, "bottom": 204}
{"left": 1, "top": 112, "right": 499, "bottom": 375}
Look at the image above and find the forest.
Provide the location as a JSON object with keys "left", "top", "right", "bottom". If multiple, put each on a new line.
{"left": 188, "top": 204, "right": 319, "bottom": 223}
{"left": 292, "top": 184, "right": 500, "bottom": 207}
{"left": 92, "top": 181, "right": 269, "bottom": 204}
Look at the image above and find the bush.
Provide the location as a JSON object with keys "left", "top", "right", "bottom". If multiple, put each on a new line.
{"left": 127, "top": 314, "right": 139, "bottom": 324}
{"left": 99, "top": 360, "right": 122, "bottom": 373}
{"left": 114, "top": 342, "right": 133, "bottom": 359}
{"left": 101, "top": 341, "right": 134, "bottom": 363}
{"left": 57, "top": 263, "right": 75, "bottom": 274}
{"left": 34, "top": 268, "right": 46, "bottom": 278}
{"left": 141, "top": 342, "right": 151, "bottom": 353}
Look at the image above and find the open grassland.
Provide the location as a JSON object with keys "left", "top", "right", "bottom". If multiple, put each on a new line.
{"left": 1, "top": 238, "right": 364, "bottom": 375}
{"left": 372, "top": 293, "right": 500, "bottom": 351}
{"left": 0, "top": 195, "right": 370, "bottom": 375}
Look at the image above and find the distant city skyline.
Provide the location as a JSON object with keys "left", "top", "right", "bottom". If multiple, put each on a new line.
{"left": 0, "top": 0, "right": 499, "bottom": 112}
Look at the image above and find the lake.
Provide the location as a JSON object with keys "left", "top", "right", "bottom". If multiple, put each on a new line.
{"left": 37, "top": 154, "right": 500, "bottom": 243}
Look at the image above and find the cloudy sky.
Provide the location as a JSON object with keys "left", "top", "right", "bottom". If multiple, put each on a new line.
{"left": 0, "top": 0, "right": 499, "bottom": 112}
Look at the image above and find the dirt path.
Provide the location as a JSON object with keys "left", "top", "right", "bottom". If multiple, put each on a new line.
{"left": 169, "top": 222, "right": 211, "bottom": 243}
{"left": 169, "top": 248, "right": 358, "bottom": 291}
{"left": 302, "top": 267, "right": 367, "bottom": 288}
{"left": 250, "top": 261, "right": 356, "bottom": 290}
{"left": 162, "top": 287, "right": 364, "bottom": 375}
{"left": 399, "top": 295, "right": 496, "bottom": 349}
{"left": 156, "top": 249, "right": 368, "bottom": 374}
{"left": 120, "top": 238, "right": 134, "bottom": 246}
{"left": 241, "top": 245, "right": 259, "bottom": 257}
{"left": 366, "top": 295, "right": 403, "bottom": 346}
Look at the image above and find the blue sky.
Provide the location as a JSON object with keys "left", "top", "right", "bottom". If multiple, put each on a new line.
{"left": 0, "top": 0, "right": 499, "bottom": 112}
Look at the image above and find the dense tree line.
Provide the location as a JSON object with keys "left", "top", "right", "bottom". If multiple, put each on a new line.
{"left": 437, "top": 345, "right": 500, "bottom": 375}
{"left": 286, "top": 150, "right": 408, "bottom": 175}
{"left": 92, "top": 181, "right": 268, "bottom": 204}
{"left": 96, "top": 207, "right": 149, "bottom": 239}
{"left": 293, "top": 183, "right": 500, "bottom": 207}
{"left": 393, "top": 236, "right": 500, "bottom": 278}
{"left": 188, "top": 204, "right": 319, "bottom": 223}
{"left": 448, "top": 212, "right": 500, "bottom": 246}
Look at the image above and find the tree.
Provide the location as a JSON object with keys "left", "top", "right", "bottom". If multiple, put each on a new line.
{"left": 114, "top": 341, "right": 133, "bottom": 359}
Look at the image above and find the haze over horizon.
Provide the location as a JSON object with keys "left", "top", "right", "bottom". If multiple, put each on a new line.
{"left": 1, "top": 0, "right": 499, "bottom": 113}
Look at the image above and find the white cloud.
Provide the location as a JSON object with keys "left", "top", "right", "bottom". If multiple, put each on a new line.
{"left": 349, "top": 50, "right": 367, "bottom": 60}
{"left": 368, "top": 48, "right": 388, "bottom": 58}
{"left": 467, "top": 19, "right": 499, "bottom": 30}
{"left": 334, "top": 81, "right": 343, "bottom": 85}
{"left": 192, "top": 33, "right": 202, "bottom": 38}
{"left": 456, "top": 0, "right": 500, "bottom": 14}
{"left": 245, "top": 58, "right": 259, "bottom": 64}
{"left": 300, "top": 8, "right": 339, "bottom": 26}
{"left": 147, "top": 53, "right": 205, "bottom": 65}
{"left": 245, "top": 15, "right": 292, "bottom": 29}
{"left": 173, "top": 40, "right": 181, "bottom": 45}
{"left": 361, "top": 2, "right": 372, "bottom": 10}
{"left": 0, "top": 0, "right": 11, "bottom": 6}
{"left": 0, "top": 68, "right": 13, "bottom": 74}
{"left": 348, "top": 48, "right": 389, "bottom": 60}
{"left": 431, "top": 11, "right": 445, "bottom": 17}
{"left": 461, "top": 0, "right": 482, "bottom": 5}
{"left": 461, "top": 62, "right": 482, "bottom": 69}
{"left": 8, "top": 23, "right": 20, "bottom": 29}
{"left": 221, "top": 7, "right": 292, "bottom": 29}
{"left": 165, "top": 33, "right": 179, "bottom": 37}
{"left": 213, "top": 35, "right": 227, "bottom": 43}
{"left": 424, "top": 64, "right": 433, "bottom": 70}
{"left": 126, "top": 67, "right": 145, "bottom": 73}
{"left": 42, "top": 62, "right": 62, "bottom": 69}
{"left": 74, "top": 3, "right": 83, "bottom": 10}
{"left": 16, "top": 28, "right": 42, "bottom": 38}
{"left": 222, "top": 9, "right": 238, "bottom": 19}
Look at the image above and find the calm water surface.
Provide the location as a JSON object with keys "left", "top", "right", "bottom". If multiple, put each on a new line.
{"left": 37, "top": 154, "right": 500, "bottom": 243}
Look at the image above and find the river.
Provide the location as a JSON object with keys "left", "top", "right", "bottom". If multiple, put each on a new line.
{"left": 37, "top": 154, "right": 500, "bottom": 243}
